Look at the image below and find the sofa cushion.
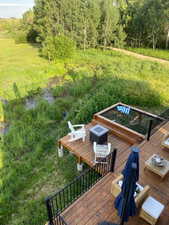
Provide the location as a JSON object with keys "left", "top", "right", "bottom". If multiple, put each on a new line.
{"left": 142, "top": 196, "right": 164, "bottom": 219}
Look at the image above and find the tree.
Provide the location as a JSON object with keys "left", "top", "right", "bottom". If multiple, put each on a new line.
{"left": 42, "top": 35, "right": 76, "bottom": 60}
{"left": 125, "top": 0, "right": 169, "bottom": 49}
{"left": 99, "top": 0, "right": 125, "bottom": 49}
{"left": 33, "top": 0, "right": 47, "bottom": 42}
{"left": 22, "top": 10, "right": 37, "bottom": 42}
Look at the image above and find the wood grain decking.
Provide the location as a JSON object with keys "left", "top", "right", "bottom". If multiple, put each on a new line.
{"left": 59, "top": 122, "right": 133, "bottom": 167}
{"left": 61, "top": 121, "right": 169, "bottom": 225}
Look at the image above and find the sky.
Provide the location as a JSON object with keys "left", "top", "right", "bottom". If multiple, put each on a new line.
{"left": 0, "top": 0, "right": 34, "bottom": 18}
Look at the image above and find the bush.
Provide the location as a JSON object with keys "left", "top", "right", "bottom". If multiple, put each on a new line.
{"left": 27, "top": 87, "right": 42, "bottom": 98}
{"left": 14, "top": 30, "right": 27, "bottom": 44}
{"left": 42, "top": 35, "right": 76, "bottom": 60}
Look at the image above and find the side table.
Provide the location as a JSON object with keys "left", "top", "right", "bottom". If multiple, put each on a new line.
{"left": 90, "top": 124, "right": 109, "bottom": 144}
{"left": 145, "top": 154, "right": 169, "bottom": 179}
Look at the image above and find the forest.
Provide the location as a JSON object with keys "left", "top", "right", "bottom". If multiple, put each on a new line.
{"left": 4, "top": 0, "right": 169, "bottom": 60}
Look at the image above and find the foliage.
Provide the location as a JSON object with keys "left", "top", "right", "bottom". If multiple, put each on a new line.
{"left": 99, "top": 0, "right": 126, "bottom": 48}
{"left": 27, "top": 87, "right": 42, "bottom": 98}
{"left": 14, "top": 30, "right": 28, "bottom": 44}
{"left": 42, "top": 35, "right": 76, "bottom": 60}
{"left": 21, "top": 10, "right": 38, "bottom": 43}
{"left": 32, "top": 0, "right": 125, "bottom": 52}
{"left": 0, "top": 18, "right": 20, "bottom": 38}
{"left": 0, "top": 39, "right": 66, "bottom": 100}
{"left": 1, "top": 0, "right": 169, "bottom": 50}
{"left": 1, "top": 41, "right": 169, "bottom": 224}
{"left": 125, "top": 0, "right": 169, "bottom": 49}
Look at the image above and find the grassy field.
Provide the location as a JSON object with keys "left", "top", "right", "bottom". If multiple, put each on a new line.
{"left": 0, "top": 38, "right": 67, "bottom": 120}
{"left": 0, "top": 39, "right": 66, "bottom": 99}
{"left": 127, "top": 47, "right": 169, "bottom": 61}
{"left": 1, "top": 39, "right": 169, "bottom": 225}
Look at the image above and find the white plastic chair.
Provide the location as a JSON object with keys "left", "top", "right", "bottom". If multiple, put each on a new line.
{"left": 93, "top": 142, "right": 111, "bottom": 163}
{"left": 68, "top": 121, "right": 86, "bottom": 142}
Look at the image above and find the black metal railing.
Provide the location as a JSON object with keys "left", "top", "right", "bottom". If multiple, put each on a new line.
{"left": 45, "top": 212, "right": 68, "bottom": 225}
{"left": 101, "top": 103, "right": 165, "bottom": 136}
{"left": 45, "top": 149, "right": 117, "bottom": 225}
{"left": 159, "top": 108, "right": 169, "bottom": 120}
{"left": 147, "top": 108, "right": 169, "bottom": 140}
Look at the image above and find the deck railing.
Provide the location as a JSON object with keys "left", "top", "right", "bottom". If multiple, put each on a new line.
{"left": 45, "top": 150, "right": 117, "bottom": 225}
{"left": 147, "top": 108, "right": 169, "bottom": 140}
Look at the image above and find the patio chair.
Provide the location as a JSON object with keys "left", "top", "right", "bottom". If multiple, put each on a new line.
{"left": 93, "top": 142, "right": 111, "bottom": 163}
{"left": 111, "top": 174, "right": 150, "bottom": 207}
{"left": 161, "top": 132, "right": 169, "bottom": 149}
{"left": 68, "top": 121, "right": 86, "bottom": 142}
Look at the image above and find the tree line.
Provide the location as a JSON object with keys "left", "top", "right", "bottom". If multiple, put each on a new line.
{"left": 9, "top": 0, "right": 169, "bottom": 58}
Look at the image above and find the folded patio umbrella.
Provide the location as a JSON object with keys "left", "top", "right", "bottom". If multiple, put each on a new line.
{"left": 114, "top": 146, "right": 140, "bottom": 224}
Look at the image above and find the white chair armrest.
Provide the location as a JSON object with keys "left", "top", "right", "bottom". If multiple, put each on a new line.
{"left": 72, "top": 124, "right": 85, "bottom": 128}
{"left": 93, "top": 142, "right": 97, "bottom": 153}
{"left": 107, "top": 143, "right": 111, "bottom": 153}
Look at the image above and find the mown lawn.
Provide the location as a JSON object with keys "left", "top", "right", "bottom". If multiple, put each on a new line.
{"left": 126, "top": 47, "right": 169, "bottom": 61}
{"left": 1, "top": 39, "right": 169, "bottom": 225}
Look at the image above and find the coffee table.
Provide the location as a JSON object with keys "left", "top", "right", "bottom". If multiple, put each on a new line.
{"left": 145, "top": 154, "right": 169, "bottom": 179}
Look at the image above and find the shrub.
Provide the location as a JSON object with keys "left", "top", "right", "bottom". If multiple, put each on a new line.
{"left": 27, "top": 87, "right": 42, "bottom": 98}
{"left": 14, "top": 30, "right": 27, "bottom": 44}
{"left": 52, "top": 86, "right": 66, "bottom": 97}
{"left": 68, "top": 79, "right": 93, "bottom": 97}
{"left": 42, "top": 35, "right": 76, "bottom": 60}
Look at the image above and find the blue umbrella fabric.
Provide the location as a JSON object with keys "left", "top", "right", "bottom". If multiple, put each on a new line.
{"left": 114, "top": 147, "right": 140, "bottom": 222}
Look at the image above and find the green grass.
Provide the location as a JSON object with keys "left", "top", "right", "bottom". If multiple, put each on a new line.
{"left": 1, "top": 39, "right": 169, "bottom": 225}
{"left": 126, "top": 47, "right": 169, "bottom": 61}
{"left": 0, "top": 39, "right": 66, "bottom": 99}
{"left": 0, "top": 38, "right": 67, "bottom": 120}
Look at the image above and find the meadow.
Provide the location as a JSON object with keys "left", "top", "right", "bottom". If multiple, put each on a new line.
{"left": 1, "top": 38, "right": 169, "bottom": 225}
{"left": 127, "top": 47, "right": 169, "bottom": 61}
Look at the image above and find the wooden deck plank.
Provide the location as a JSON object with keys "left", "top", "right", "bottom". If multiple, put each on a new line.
{"left": 59, "top": 122, "right": 132, "bottom": 167}
{"left": 61, "top": 121, "right": 169, "bottom": 225}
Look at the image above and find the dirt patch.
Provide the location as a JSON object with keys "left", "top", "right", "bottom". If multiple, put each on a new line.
{"left": 25, "top": 98, "right": 36, "bottom": 110}
{"left": 47, "top": 76, "right": 64, "bottom": 88}
{"left": 110, "top": 47, "right": 169, "bottom": 65}
{"left": 42, "top": 88, "right": 55, "bottom": 104}
{"left": 0, "top": 121, "right": 9, "bottom": 136}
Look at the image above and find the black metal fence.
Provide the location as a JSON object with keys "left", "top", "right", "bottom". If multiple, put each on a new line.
{"left": 147, "top": 108, "right": 169, "bottom": 140}
{"left": 159, "top": 108, "right": 169, "bottom": 120}
{"left": 45, "top": 150, "right": 117, "bottom": 225}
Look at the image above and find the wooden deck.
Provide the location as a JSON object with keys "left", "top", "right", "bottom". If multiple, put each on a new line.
{"left": 59, "top": 122, "right": 134, "bottom": 167}
{"left": 61, "top": 121, "right": 169, "bottom": 225}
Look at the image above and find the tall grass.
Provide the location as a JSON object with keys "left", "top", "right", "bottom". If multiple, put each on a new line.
{"left": 1, "top": 42, "right": 169, "bottom": 225}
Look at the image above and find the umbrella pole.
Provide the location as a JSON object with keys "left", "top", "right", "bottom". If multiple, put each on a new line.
{"left": 111, "top": 181, "right": 131, "bottom": 225}
{"left": 119, "top": 165, "right": 137, "bottom": 225}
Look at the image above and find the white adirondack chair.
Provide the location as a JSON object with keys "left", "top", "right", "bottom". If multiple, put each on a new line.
{"left": 68, "top": 121, "right": 86, "bottom": 142}
{"left": 93, "top": 142, "right": 111, "bottom": 163}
